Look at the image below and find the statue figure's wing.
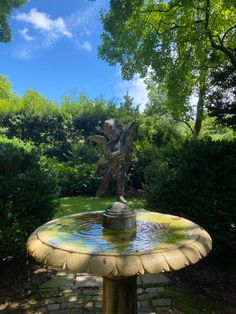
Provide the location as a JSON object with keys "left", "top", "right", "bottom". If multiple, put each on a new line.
{"left": 87, "top": 135, "right": 107, "bottom": 150}
{"left": 120, "top": 122, "right": 138, "bottom": 156}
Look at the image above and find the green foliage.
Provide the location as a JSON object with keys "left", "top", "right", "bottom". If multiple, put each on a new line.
{"left": 41, "top": 157, "right": 101, "bottom": 196}
{"left": 0, "top": 0, "right": 28, "bottom": 42}
{"left": 145, "top": 139, "right": 236, "bottom": 251}
{"left": 207, "top": 64, "right": 236, "bottom": 129}
{"left": 0, "top": 137, "right": 59, "bottom": 256}
{"left": 99, "top": 0, "right": 236, "bottom": 134}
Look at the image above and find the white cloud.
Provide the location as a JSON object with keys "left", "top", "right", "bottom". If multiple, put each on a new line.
{"left": 67, "top": 0, "right": 105, "bottom": 36}
{"left": 12, "top": 2, "right": 105, "bottom": 58}
{"left": 14, "top": 8, "right": 72, "bottom": 40}
{"left": 81, "top": 41, "right": 92, "bottom": 51}
{"left": 19, "top": 28, "right": 33, "bottom": 41}
{"left": 13, "top": 45, "right": 36, "bottom": 59}
{"left": 118, "top": 74, "right": 149, "bottom": 112}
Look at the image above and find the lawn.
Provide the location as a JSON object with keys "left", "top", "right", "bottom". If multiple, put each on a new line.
{"left": 55, "top": 196, "right": 147, "bottom": 218}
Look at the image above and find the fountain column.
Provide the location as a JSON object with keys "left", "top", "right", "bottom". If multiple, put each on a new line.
{"left": 102, "top": 201, "right": 137, "bottom": 314}
{"left": 103, "top": 276, "right": 137, "bottom": 314}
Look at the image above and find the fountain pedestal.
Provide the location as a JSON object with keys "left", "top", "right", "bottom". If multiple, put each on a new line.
{"left": 103, "top": 276, "right": 137, "bottom": 314}
{"left": 103, "top": 202, "right": 137, "bottom": 314}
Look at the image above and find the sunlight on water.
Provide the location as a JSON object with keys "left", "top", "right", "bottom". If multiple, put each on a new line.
{"left": 38, "top": 212, "right": 196, "bottom": 254}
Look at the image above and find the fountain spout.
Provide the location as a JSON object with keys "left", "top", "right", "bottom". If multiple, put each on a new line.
{"left": 103, "top": 201, "right": 136, "bottom": 231}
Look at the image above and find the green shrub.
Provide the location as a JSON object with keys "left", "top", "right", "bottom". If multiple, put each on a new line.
{"left": 0, "top": 137, "right": 59, "bottom": 256}
{"left": 145, "top": 139, "right": 236, "bottom": 252}
{"left": 41, "top": 159, "right": 102, "bottom": 196}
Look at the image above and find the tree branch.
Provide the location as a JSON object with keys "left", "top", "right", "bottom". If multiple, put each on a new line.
{"left": 140, "top": 3, "right": 183, "bottom": 14}
{"left": 222, "top": 24, "right": 236, "bottom": 44}
{"left": 176, "top": 119, "right": 194, "bottom": 133}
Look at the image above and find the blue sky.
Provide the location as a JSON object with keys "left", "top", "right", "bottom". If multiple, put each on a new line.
{"left": 0, "top": 0, "right": 148, "bottom": 108}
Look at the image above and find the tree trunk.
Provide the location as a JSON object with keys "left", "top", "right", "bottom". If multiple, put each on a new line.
{"left": 194, "top": 69, "right": 207, "bottom": 136}
{"left": 194, "top": 86, "right": 205, "bottom": 136}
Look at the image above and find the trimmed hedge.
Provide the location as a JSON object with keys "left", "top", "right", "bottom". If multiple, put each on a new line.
{"left": 145, "top": 139, "right": 236, "bottom": 251}
{"left": 0, "top": 137, "right": 59, "bottom": 256}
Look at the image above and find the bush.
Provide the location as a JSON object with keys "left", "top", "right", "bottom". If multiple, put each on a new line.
{"left": 41, "top": 159, "right": 102, "bottom": 196}
{"left": 0, "top": 137, "right": 59, "bottom": 256}
{"left": 145, "top": 139, "right": 236, "bottom": 252}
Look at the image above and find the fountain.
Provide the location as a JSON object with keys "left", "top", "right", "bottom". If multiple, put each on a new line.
{"left": 27, "top": 119, "right": 212, "bottom": 314}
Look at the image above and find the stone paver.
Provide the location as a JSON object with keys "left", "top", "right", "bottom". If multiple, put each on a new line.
{"left": 138, "top": 273, "right": 172, "bottom": 287}
{"left": 27, "top": 271, "right": 179, "bottom": 313}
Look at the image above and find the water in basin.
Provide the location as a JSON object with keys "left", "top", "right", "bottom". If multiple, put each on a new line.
{"left": 37, "top": 211, "right": 198, "bottom": 254}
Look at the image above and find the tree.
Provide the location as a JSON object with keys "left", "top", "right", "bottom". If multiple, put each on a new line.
{"left": 99, "top": 0, "right": 236, "bottom": 135}
{"left": 0, "top": 0, "right": 28, "bottom": 43}
{"left": 207, "top": 64, "right": 236, "bottom": 129}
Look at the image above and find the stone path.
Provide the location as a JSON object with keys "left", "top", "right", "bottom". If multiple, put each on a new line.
{"left": 28, "top": 271, "right": 184, "bottom": 314}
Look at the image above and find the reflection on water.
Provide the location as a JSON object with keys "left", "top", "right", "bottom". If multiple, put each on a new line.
{"left": 38, "top": 212, "right": 193, "bottom": 254}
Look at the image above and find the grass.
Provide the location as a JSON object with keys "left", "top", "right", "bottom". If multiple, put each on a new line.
{"left": 55, "top": 196, "right": 147, "bottom": 218}
{"left": 160, "top": 286, "right": 223, "bottom": 314}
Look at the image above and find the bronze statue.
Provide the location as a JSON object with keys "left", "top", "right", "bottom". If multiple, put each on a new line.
{"left": 88, "top": 119, "right": 138, "bottom": 204}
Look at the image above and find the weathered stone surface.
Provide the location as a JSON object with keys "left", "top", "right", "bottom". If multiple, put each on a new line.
{"left": 70, "top": 309, "right": 83, "bottom": 314}
{"left": 117, "top": 255, "right": 143, "bottom": 276}
{"left": 140, "top": 300, "right": 151, "bottom": 307}
{"left": 180, "top": 246, "right": 201, "bottom": 264}
{"left": 171, "top": 308, "right": 185, "bottom": 314}
{"left": 155, "top": 307, "right": 171, "bottom": 314}
{"left": 95, "top": 301, "right": 102, "bottom": 308}
{"left": 40, "top": 289, "right": 61, "bottom": 297}
{"left": 82, "top": 289, "right": 101, "bottom": 295}
{"left": 68, "top": 296, "right": 78, "bottom": 302}
{"left": 66, "top": 253, "right": 91, "bottom": 273}
{"left": 0, "top": 303, "right": 7, "bottom": 310}
{"left": 45, "top": 250, "right": 69, "bottom": 268}
{"left": 90, "top": 255, "right": 116, "bottom": 276}
{"left": 141, "top": 253, "right": 170, "bottom": 274}
{"left": 145, "top": 287, "right": 163, "bottom": 295}
{"left": 152, "top": 298, "right": 171, "bottom": 307}
{"left": 26, "top": 307, "right": 47, "bottom": 314}
{"left": 84, "top": 301, "right": 94, "bottom": 309}
{"left": 75, "top": 275, "right": 102, "bottom": 288}
{"left": 163, "top": 249, "right": 189, "bottom": 270}
{"left": 47, "top": 303, "right": 60, "bottom": 310}
{"left": 40, "top": 277, "right": 73, "bottom": 289}
{"left": 138, "top": 274, "right": 172, "bottom": 287}
{"left": 92, "top": 295, "right": 102, "bottom": 301}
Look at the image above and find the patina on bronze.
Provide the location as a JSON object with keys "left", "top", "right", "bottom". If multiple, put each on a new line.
{"left": 103, "top": 201, "right": 136, "bottom": 231}
{"left": 88, "top": 119, "right": 138, "bottom": 205}
{"left": 88, "top": 119, "right": 138, "bottom": 232}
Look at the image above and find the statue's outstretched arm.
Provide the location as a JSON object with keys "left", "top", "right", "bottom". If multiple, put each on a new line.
{"left": 87, "top": 135, "right": 107, "bottom": 150}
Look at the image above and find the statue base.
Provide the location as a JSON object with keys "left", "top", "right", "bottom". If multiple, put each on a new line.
{"left": 103, "top": 202, "right": 136, "bottom": 231}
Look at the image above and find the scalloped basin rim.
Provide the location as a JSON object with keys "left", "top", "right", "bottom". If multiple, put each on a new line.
{"left": 27, "top": 211, "right": 212, "bottom": 276}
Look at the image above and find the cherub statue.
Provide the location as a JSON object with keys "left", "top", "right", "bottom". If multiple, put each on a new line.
{"left": 87, "top": 119, "right": 138, "bottom": 204}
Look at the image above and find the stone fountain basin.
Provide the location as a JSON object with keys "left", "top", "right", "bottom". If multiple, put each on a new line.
{"left": 27, "top": 211, "right": 212, "bottom": 277}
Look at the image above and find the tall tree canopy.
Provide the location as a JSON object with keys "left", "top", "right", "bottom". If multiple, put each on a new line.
{"left": 99, "top": 0, "right": 236, "bottom": 133}
{"left": 0, "top": 0, "right": 28, "bottom": 42}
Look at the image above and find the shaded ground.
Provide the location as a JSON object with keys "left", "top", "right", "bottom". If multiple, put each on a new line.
{"left": 0, "top": 252, "right": 56, "bottom": 311}
{"left": 167, "top": 253, "right": 236, "bottom": 314}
